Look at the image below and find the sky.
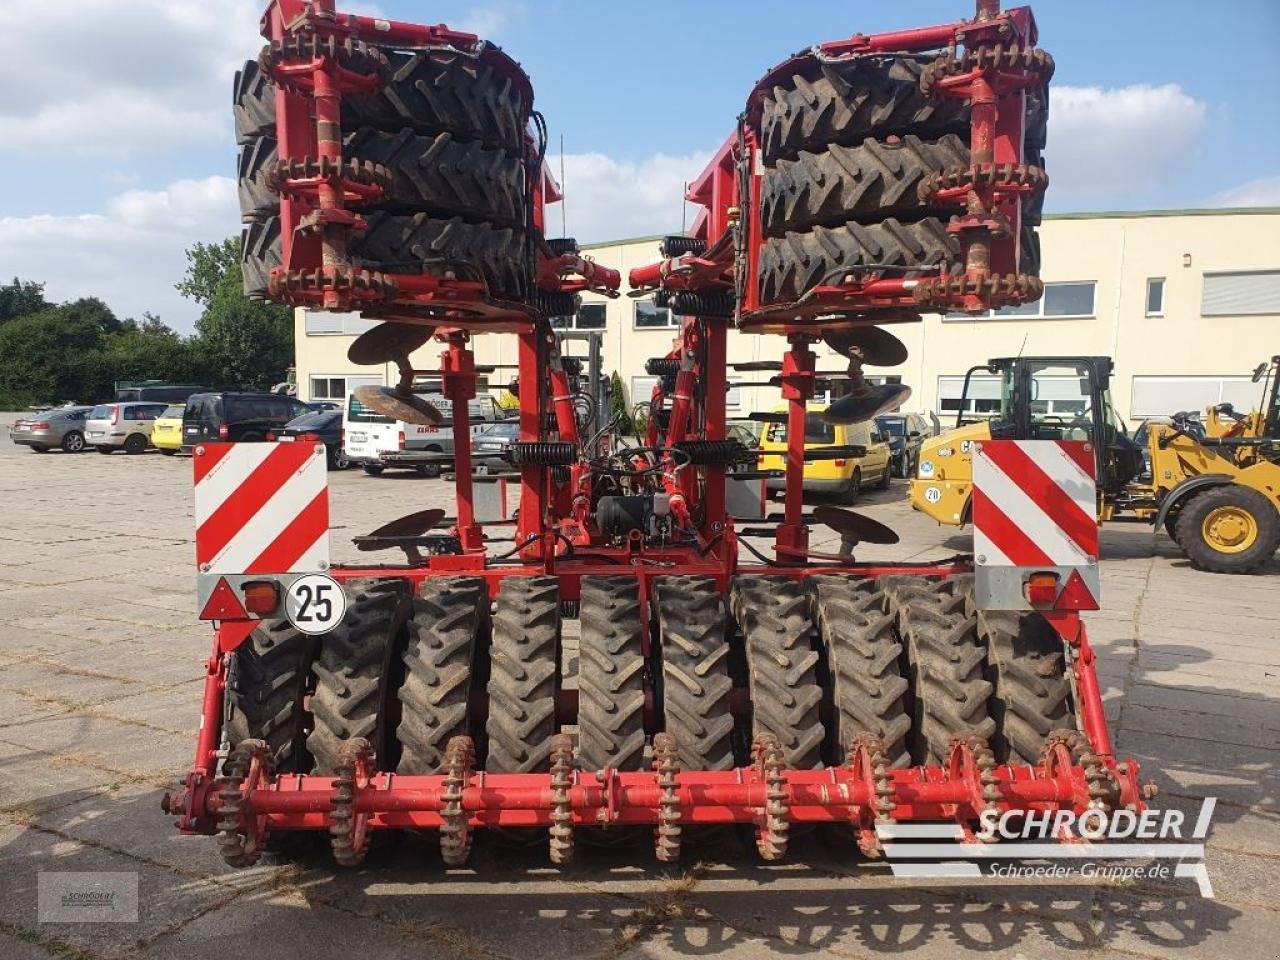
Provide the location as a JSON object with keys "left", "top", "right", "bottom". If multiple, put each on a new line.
{"left": 0, "top": 0, "right": 1277, "bottom": 331}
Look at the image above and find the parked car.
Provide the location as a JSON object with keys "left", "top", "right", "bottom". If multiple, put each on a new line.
{"left": 757, "top": 404, "right": 892, "bottom": 501}
{"left": 115, "top": 383, "right": 204, "bottom": 403}
{"left": 150, "top": 404, "right": 186, "bottom": 455}
{"left": 344, "top": 391, "right": 508, "bottom": 477}
{"left": 181, "top": 392, "right": 310, "bottom": 452}
{"left": 876, "top": 412, "right": 934, "bottom": 478}
{"left": 9, "top": 405, "right": 93, "bottom": 453}
{"left": 726, "top": 418, "right": 763, "bottom": 450}
{"left": 471, "top": 420, "right": 521, "bottom": 473}
{"left": 85, "top": 401, "right": 170, "bottom": 454}
{"left": 305, "top": 400, "right": 341, "bottom": 412}
{"left": 270, "top": 409, "right": 349, "bottom": 470}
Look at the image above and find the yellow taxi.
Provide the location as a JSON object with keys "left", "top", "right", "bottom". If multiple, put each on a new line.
{"left": 150, "top": 403, "right": 186, "bottom": 455}
{"left": 757, "top": 404, "right": 892, "bottom": 502}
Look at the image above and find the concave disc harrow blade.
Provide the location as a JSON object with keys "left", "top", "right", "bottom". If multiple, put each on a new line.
{"left": 823, "top": 383, "right": 912, "bottom": 425}
{"left": 812, "top": 505, "right": 900, "bottom": 545}
{"left": 353, "top": 385, "right": 444, "bottom": 426}
{"left": 347, "top": 322, "right": 435, "bottom": 366}
{"left": 823, "top": 326, "right": 909, "bottom": 368}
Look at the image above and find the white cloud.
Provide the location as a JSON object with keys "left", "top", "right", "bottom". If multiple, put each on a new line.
{"left": 454, "top": 5, "right": 528, "bottom": 40}
{"left": 0, "top": 0, "right": 260, "bottom": 155}
{"left": 0, "top": 177, "right": 238, "bottom": 329}
{"left": 1045, "top": 84, "right": 1208, "bottom": 205}
{"left": 553, "top": 150, "right": 716, "bottom": 243}
{"left": 1210, "top": 175, "right": 1280, "bottom": 208}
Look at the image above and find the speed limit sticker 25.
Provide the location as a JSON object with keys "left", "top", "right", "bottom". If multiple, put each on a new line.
{"left": 285, "top": 574, "right": 348, "bottom": 634}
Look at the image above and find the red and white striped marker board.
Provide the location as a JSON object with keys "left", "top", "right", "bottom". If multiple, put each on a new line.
{"left": 193, "top": 442, "right": 329, "bottom": 577}
{"left": 972, "top": 439, "right": 1100, "bottom": 611}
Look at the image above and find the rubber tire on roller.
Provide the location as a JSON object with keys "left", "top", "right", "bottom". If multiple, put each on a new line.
{"left": 979, "top": 610, "right": 1076, "bottom": 765}
{"left": 223, "top": 619, "right": 316, "bottom": 773}
{"left": 241, "top": 214, "right": 530, "bottom": 301}
{"left": 396, "top": 578, "right": 488, "bottom": 773}
{"left": 810, "top": 577, "right": 910, "bottom": 768}
{"left": 889, "top": 576, "right": 995, "bottom": 765}
{"left": 760, "top": 56, "right": 970, "bottom": 164}
{"left": 760, "top": 135, "right": 969, "bottom": 237}
{"left": 307, "top": 578, "right": 412, "bottom": 773}
{"left": 485, "top": 577, "right": 560, "bottom": 773}
{"left": 577, "top": 577, "right": 646, "bottom": 773}
{"left": 234, "top": 52, "right": 530, "bottom": 156}
{"left": 729, "top": 576, "right": 824, "bottom": 770}
{"left": 654, "top": 577, "right": 735, "bottom": 772}
{"left": 757, "top": 217, "right": 958, "bottom": 305}
{"left": 1174, "top": 484, "right": 1280, "bottom": 574}
{"left": 239, "top": 129, "right": 526, "bottom": 227}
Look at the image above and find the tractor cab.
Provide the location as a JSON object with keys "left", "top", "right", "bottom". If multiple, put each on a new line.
{"left": 956, "top": 356, "right": 1143, "bottom": 493}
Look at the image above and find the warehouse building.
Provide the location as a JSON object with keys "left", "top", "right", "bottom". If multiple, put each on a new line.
{"left": 293, "top": 207, "right": 1280, "bottom": 425}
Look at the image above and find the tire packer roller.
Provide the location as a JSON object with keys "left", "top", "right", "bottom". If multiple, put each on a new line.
{"left": 164, "top": 0, "right": 1155, "bottom": 868}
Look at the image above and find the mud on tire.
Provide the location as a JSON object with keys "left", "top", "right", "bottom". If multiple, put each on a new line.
{"left": 308, "top": 578, "right": 412, "bottom": 773}
{"left": 980, "top": 611, "right": 1076, "bottom": 765}
{"left": 396, "top": 578, "right": 488, "bottom": 773}
{"left": 730, "top": 576, "right": 824, "bottom": 769}
{"left": 811, "top": 577, "right": 911, "bottom": 769}
{"left": 654, "top": 577, "right": 735, "bottom": 772}
{"left": 890, "top": 576, "right": 995, "bottom": 765}
{"left": 485, "top": 577, "right": 560, "bottom": 773}
{"left": 577, "top": 577, "right": 646, "bottom": 773}
{"left": 224, "top": 619, "right": 315, "bottom": 773}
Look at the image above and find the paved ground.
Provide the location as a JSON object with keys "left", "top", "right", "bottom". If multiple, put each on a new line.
{"left": 0, "top": 421, "right": 1276, "bottom": 960}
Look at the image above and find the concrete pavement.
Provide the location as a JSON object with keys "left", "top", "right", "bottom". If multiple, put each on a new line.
{"left": 0, "top": 422, "right": 1276, "bottom": 959}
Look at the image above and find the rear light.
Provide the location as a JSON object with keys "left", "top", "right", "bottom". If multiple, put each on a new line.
{"left": 340, "top": 428, "right": 345, "bottom": 446}
{"left": 1024, "top": 572, "right": 1061, "bottom": 607}
{"left": 110, "top": 406, "right": 120, "bottom": 425}
{"left": 242, "top": 580, "right": 280, "bottom": 616}
{"left": 398, "top": 430, "right": 406, "bottom": 450}
{"left": 218, "top": 424, "right": 229, "bottom": 440}
{"left": 300, "top": 432, "right": 320, "bottom": 442}
{"left": 31, "top": 421, "right": 50, "bottom": 430}
{"left": 757, "top": 454, "right": 766, "bottom": 465}
{"left": 834, "top": 458, "right": 847, "bottom": 467}
{"left": 265, "top": 432, "right": 276, "bottom": 441}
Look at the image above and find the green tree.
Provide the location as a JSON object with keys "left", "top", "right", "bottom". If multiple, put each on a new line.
{"left": 176, "top": 238, "right": 241, "bottom": 307}
{"left": 0, "top": 303, "right": 112, "bottom": 407}
{"left": 105, "top": 315, "right": 200, "bottom": 386}
{"left": 181, "top": 237, "right": 294, "bottom": 390}
{"left": 0, "top": 278, "right": 47, "bottom": 325}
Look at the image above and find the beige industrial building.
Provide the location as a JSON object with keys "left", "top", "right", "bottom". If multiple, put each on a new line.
{"left": 293, "top": 207, "right": 1280, "bottom": 425}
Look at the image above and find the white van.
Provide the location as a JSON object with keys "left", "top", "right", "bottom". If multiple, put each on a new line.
{"left": 343, "top": 391, "right": 509, "bottom": 476}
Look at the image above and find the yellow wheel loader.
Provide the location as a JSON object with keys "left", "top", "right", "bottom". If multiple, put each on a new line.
{"left": 909, "top": 356, "right": 1280, "bottom": 573}
{"left": 1201, "top": 356, "right": 1280, "bottom": 468}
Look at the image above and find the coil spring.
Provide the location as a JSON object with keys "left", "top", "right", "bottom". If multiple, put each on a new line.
{"left": 660, "top": 374, "right": 678, "bottom": 393}
{"left": 507, "top": 441, "right": 577, "bottom": 467}
{"left": 551, "top": 465, "right": 571, "bottom": 485}
{"left": 547, "top": 237, "right": 579, "bottom": 256}
{"left": 669, "top": 291, "right": 735, "bottom": 317}
{"left": 534, "top": 291, "right": 580, "bottom": 318}
{"left": 653, "top": 290, "right": 672, "bottom": 309}
{"left": 674, "top": 439, "right": 751, "bottom": 466}
{"left": 645, "top": 357, "right": 680, "bottom": 377}
{"left": 660, "top": 236, "right": 706, "bottom": 257}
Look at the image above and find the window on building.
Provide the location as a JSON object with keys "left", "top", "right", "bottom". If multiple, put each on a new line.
{"left": 309, "top": 374, "right": 381, "bottom": 402}
{"left": 631, "top": 376, "right": 659, "bottom": 405}
{"left": 725, "top": 382, "right": 741, "bottom": 409}
{"left": 303, "top": 312, "right": 379, "bottom": 336}
{"left": 1146, "top": 278, "right": 1165, "bottom": 316}
{"left": 1201, "top": 270, "right": 1280, "bottom": 316}
{"left": 1131, "top": 376, "right": 1258, "bottom": 418}
{"left": 550, "top": 302, "right": 608, "bottom": 330}
{"left": 944, "top": 281, "right": 1097, "bottom": 321}
{"left": 634, "top": 299, "right": 676, "bottom": 329}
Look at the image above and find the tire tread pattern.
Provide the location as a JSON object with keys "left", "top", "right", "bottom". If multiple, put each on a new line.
{"left": 577, "top": 577, "right": 647, "bottom": 772}
{"left": 224, "top": 619, "right": 315, "bottom": 773}
{"left": 980, "top": 610, "right": 1076, "bottom": 765}
{"left": 486, "top": 577, "right": 560, "bottom": 772}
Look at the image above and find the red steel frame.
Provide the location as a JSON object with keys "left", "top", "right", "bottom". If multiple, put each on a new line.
{"left": 166, "top": 0, "right": 1151, "bottom": 860}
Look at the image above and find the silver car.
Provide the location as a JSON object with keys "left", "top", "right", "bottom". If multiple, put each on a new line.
{"left": 9, "top": 406, "right": 93, "bottom": 453}
{"left": 84, "top": 401, "right": 169, "bottom": 454}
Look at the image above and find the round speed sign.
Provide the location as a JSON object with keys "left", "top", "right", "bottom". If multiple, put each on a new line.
{"left": 284, "top": 574, "right": 348, "bottom": 634}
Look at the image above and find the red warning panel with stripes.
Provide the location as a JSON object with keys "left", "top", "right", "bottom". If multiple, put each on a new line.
{"left": 193, "top": 442, "right": 329, "bottom": 576}
{"left": 973, "top": 439, "right": 1100, "bottom": 610}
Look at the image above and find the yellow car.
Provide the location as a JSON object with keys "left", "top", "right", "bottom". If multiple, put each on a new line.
{"left": 150, "top": 404, "right": 185, "bottom": 455}
{"left": 758, "top": 404, "right": 893, "bottom": 501}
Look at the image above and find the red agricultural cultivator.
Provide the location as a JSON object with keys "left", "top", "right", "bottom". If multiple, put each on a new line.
{"left": 164, "top": 0, "right": 1155, "bottom": 869}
